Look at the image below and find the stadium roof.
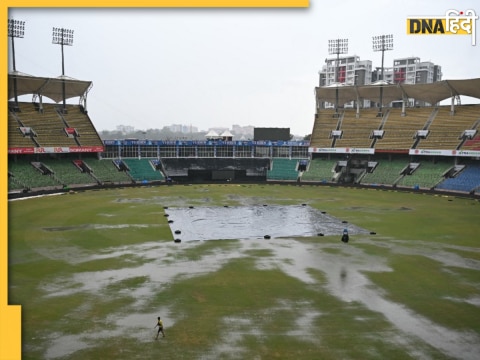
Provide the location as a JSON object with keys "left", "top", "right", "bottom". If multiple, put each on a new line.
{"left": 315, "top": 78, "right": 480, "bottom": 106}
{"left": 8, "top": 72, "right": 92, "bottom": 103}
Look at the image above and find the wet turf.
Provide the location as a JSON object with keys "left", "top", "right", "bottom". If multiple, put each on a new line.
{"left": 8, "top": 184, "right": 480, "bottom": 359}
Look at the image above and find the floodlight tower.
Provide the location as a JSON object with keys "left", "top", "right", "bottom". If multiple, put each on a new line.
{"left": 8, "top": 19, "right": 26, "bottom": 110}
{"left": 372, "top": 34, "right": 393, "bottom": 116}
{"left": 52, "top": 27, "right": 74, "bottom": 112}
{"left": 328, "top": 38, "right": 348, "bottom": 117}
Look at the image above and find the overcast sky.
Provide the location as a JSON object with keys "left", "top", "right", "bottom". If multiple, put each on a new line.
{"left": 8, "top": 0, "right": 480, "bottom": 136}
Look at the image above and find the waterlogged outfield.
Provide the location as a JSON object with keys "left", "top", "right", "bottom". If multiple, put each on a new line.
{"left": 8, "top": 184, "right": 480, "bottom": 359}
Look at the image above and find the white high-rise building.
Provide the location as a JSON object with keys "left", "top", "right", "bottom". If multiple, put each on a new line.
{"left": 390, "top": 57, "right": 442, "bottom": 106}
{"left": 319, "top": 55, "right": 372, "bottom": 86}
{"left": 319, "top": 55, "right": 373, "bottom": 109}
{"left": 319, "top": 55, "right": 442, "bottom": 109}
{"left": 392, "top": 56, "right": 442, "bottom": 85}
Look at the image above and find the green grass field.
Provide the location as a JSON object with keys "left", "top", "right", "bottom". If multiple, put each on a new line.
{"left": 8, "top": 184, "right": 480, "bottom": 359}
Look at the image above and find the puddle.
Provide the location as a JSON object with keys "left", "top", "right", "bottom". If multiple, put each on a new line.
{"left": 40, "top": 241, "right": 245, "bottom": 301}
{"left": 44, "top": 334, "right": 89, "bottom": 359}
{"left": 34, "top": 236, "right": 480, "bottom": 359}
{"left": 250, "top": 238, "right": 480, "bottom": 360}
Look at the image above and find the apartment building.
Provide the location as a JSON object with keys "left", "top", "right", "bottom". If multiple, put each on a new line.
{"left": 319, "top": 55, "right": 373, "bottom": 86}
{"left": 319, "top": 55, "right": 442, "bottom": 109}
{"left": 319, "top": 55, "right": 373, "bottom": 109}
{"left": 391, "top": 57, "right": 442, "bottom": 106}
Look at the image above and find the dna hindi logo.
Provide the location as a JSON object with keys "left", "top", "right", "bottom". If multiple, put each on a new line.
{"left": 406, "top": 9, "right": 478, "bottom": 45}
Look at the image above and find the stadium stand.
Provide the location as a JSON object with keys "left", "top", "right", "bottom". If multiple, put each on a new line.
{"left": 375, "top": 107, "right": 433, "bottom": 151}
{"left": 40, "top": 157, "right": 96, "bottom": 186}
{"left": 334, "top": 108, "right": 383, "bottom": 148}
{"left": 8, "top": 113, "right": 37, "bottom": 148}
{"left": 8, "top": 171, "right": 27, "bottom": 192}
{"left": 8, "top": 102, "right": 103, "bottom": 149}
{"left": 59, "top": 104, "right": 103, "bottom": 147}
{"left": 417, "top": 105, "right": 480, "bottom": 150}
{"left": 267, "top": 158, "right": 302, "bottom": 181}
{"left": 462, "top": 134, "right": 480, "bottom": 151}
{"left": 309, "top": 109, "right": 340, "bottom": 148}
{"left": 122, "top": 159, "right": 164, "bottom": 182}
{"left": 395, "top": 159, "right": 454, "bottom": 189}
{"left": 86, "top": 159, "right": 133, "bottom": 184}
{"left": 8, "top": 157, "right": 62, "bottom": 190}
{"left": 361, "top": 157, "right": 410, "bottom": 186}
{"left": 17, "top": 103, "right": 78, "bottom": 147}
{"left": 457, "top": 105, "right": 480, "bottom": 151}
{"left": 435, "top": 161, "right": 480, "bottom": 193}
{"left": 301, "top": 157, "right": 337, "bottom": 182}
{"left": 6, "top": 72, "right": 480, "bottom": 198}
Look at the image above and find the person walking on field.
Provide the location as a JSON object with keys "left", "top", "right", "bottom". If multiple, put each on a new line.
{"left": 154, "top": 316, "right": 165, "bottom": 339}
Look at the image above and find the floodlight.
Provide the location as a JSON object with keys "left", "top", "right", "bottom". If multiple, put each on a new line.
{"left": 8, "top": 19, "right": 25, "bottom": 38}
{"left": 372, "top": 34, "right": 394, "bottom": 116}
{"left": 373, "top": 34, "right": 393, "bottom": 52}
{"left": 328, "top": 38, "right": 348, "bottom": 55}
{"left": 327, "top": 38, "right": 349, "bottom": 117}
{"left": 52, "top": 26, "right": 75, "bottom": 111}
{"left": 52, "top": 27, "right": 74, "bottom": 46}
{"left": 8, "top": 19, "right": 26, "bottom": 107}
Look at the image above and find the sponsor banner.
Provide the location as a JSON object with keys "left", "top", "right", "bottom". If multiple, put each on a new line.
{"left": 8, "top": 147, "right": 35, "bottom": 155}
{"left": 345, "top": 148, "right": 375, "bottom": 154}
{"left": 308, "top": 147, "right": 337, "bottom": 153}
{"left": 454, "top": 150, "right": 480, "bottom": 157}
{"left": 68, "top": 146, "right": 104, "bottom": 153}
{"left": 8, "top": 146, "right": 104, "bottom": 154}
{"left": 410, "top": 149, "right": 480, "bottom": 157}
{"left": 34, "top": 147, "right": 70, "bottom": 154}
{"left": 309, "top": 147, "right": 375, "bottom": 154}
